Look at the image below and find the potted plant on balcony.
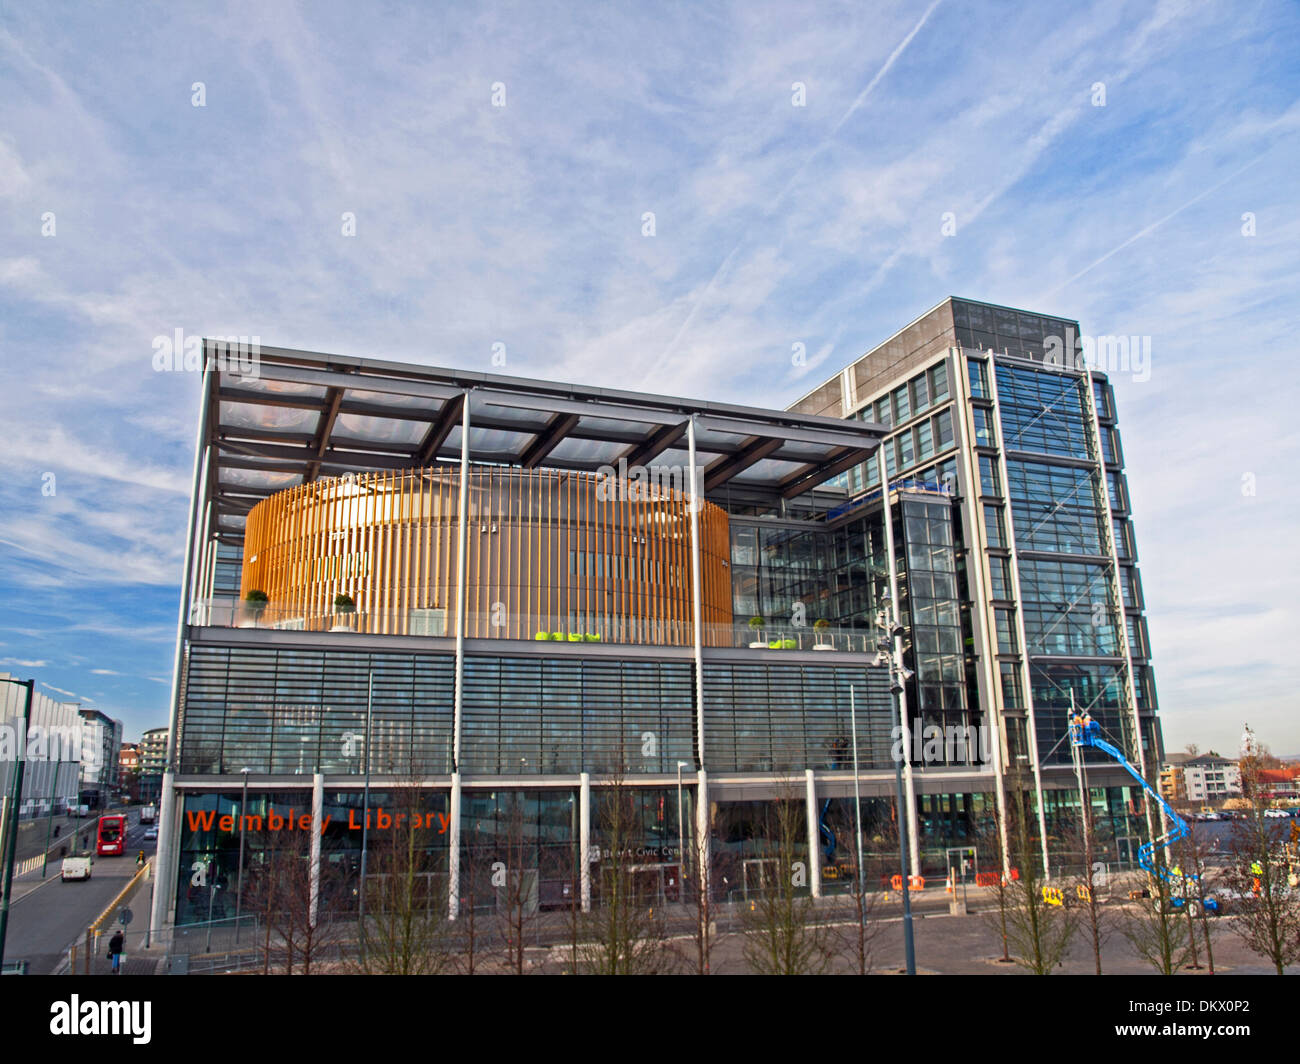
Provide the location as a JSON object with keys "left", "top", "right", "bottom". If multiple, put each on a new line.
{"left": 812, "top": 618, "right": 834, "bottom": 651}
{"left": 331, "top": 593, "right": 356, "bottom": 631}
{"left": 242, "top": 589, "right": 268, "bottom": 626}
{"left": 747, "top": 616, "right": 767, "bottom": 649}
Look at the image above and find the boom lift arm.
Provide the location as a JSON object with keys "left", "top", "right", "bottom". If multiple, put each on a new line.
{"left": 1068, "top": 718, "right": 1186, "bottom": 882}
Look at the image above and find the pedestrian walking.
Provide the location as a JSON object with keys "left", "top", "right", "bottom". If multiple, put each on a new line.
{"left": 107, "top": 929, "right": 125, "bottom": 975}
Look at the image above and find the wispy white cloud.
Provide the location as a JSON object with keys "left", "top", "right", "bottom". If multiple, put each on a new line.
{"left": 0, "top": 0, "right": 1295, "bottom": 751}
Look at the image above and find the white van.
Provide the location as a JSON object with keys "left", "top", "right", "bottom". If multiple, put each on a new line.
{"left": 60, "top": 857, "right": 91, "bottom": 881}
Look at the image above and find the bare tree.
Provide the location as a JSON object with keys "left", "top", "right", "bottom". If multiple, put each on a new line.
{"left": 1064, "top": 797, "right": 1112, "bottom": 975}
{"left": 1222, "top": 746, "right": 1300, "bottom": 974}
{"left": 578, "top": 759, "right": 678, "bottom": 975}
{"left": 1000, "top": 771, "right": 1076, "bottom": 974}
{"left": 493, "top": 798, "right": 541, "bottom": 975}
{"left": 822, "top": 800, "right": 883, "bottom": 975}
{"left": 684, "top": 795, "right": 721, "bottom": 975}
{"left": 454, "top": 831, "right": 487, "bottom": 975}
{"left": 1174, "top": 818, "right": 1218, "bottom": 974}
{"left": 976, "top": 812, "right": 1014, "bottom": 964}
{"left": 740, "top": 779, "right": 832, "bottom": 975}
{"left": 352, "top": 785, "right": 455, "bottom": 975}
{"left": 238, "top": 820, "right": 344, "bottom": 975}
{"left": 1120, "top": 847, "right": 1193, "bottom": 975}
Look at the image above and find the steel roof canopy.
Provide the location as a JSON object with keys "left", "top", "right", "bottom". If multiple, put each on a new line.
{"left": 203, "top": 341, "right": 886, "bottom": 542}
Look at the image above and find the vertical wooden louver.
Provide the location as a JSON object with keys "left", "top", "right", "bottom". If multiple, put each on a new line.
{"left": 239, "top": 466, "right": 733, "bottom": 644}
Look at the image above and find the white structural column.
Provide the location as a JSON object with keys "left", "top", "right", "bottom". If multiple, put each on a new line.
{"left": 452, "top": 391, "right": 472, "bottom": 772}
{"left": 309, "top": 772, "right": 324, "bottom": 926}
{"left": 805, "top": 769, "right": 821, "bottom": 898}
{"left": 579, "top": 772, "right": 592, "bottom": 912}
{"left": 1080, "top": 370, "right": 1157, "bottom": 851}
{"left": 985, "top": 358, "right": 1052, "bottom": 877}
{"left": 1081, "top": 371, "right": 1146, "bottom": 769}
{"left": 877, "top": 449, "right": 922, "bottom": 875}
{"left": 952, "top": 349, "right": 1011, "bottom": 880}
{"left": 448, "top": 392, "right": 472, "bottom": 920}
{"left": 193, "top": 500, "right": 212, "bottom": 623}
{"left": 152, "top": 358, "right": 214, "bottom": 939}
{"left": 686, "top": 416, "right": 706, "bottom": 768}
{"left": 149, "top": 772, "right": 178, "bottom": 939}
{"left": 448, "top": 772, "right": 462, "bottom": 919}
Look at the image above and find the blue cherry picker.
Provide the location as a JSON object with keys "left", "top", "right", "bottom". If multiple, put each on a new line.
{"left": 1068, "top": 713, "right": 1219, "bottom": 915}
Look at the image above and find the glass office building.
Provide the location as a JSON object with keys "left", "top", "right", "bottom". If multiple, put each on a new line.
{"left": 151, "top": 313, "right": 1161, "bottom": 934}
{"left": 790, "top": 297, "right": 1163, "bottom": 866}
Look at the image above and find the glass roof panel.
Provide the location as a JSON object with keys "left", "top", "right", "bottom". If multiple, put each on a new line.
{"left": 657, "top": 447, "right": 725, "bottom": 468}
{"left": 574, "top": 414, "right": 664, "bottom": 437}
{"left": 471, "top": 394, "right": 552, "bottom": 425}
{"left": 218, "top": 467, "right": 303, "bottom": 489}
{"left": 544, "top": 437, "right": 629, "bottom": 465}
{"left": 468, "top": 426, "right": 536, "bottom": 452}
{"left": 774, "top": 444, "right": 832, "bottom": 463}
{"left": 334, "top": 413, "right": 429, "bottom": 446}
{"left": 221, "top": 374, "right": 327, "bottom": 399}
{"left": 344, "top": 388, "right": 438, "bottom": 413}
{"left": 219, "top": 401, "right": 321, "bottom": 434}
{"left": 730, "top": 458, "right": 811, "bottom": 483}
{"left": 690, "top": 426, "right": 748, "bottom": 450}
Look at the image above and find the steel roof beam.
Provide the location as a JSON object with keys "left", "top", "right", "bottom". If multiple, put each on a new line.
{"left": 519, "top": 412, "right": 580, "bottom": 469}
{"left": 702, "top": 436, "right": 785, "bottom": 493}
{"left": 414, "top": 392, "right": 466, "bottom": 466}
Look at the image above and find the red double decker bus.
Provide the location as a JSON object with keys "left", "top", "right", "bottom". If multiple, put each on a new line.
{"left": 97, "top": 814, "right": 127, "bottom": 856}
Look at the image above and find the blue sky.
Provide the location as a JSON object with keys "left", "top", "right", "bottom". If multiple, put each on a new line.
{"left": 0, "top": 1, "right": 1296, "bottom": 755}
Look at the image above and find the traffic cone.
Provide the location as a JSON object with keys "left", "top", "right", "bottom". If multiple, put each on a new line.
{"left": 945, "top": 871, "right": 953, "bottom": 894}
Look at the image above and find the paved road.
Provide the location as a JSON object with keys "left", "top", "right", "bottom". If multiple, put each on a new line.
{"left": 3, "top": 810, "right": 157, "bottom": 974}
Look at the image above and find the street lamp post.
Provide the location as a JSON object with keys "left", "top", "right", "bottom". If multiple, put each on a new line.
{"left": 234, "top": 768, "right": 251, "bottom": 945}
{"left": 875, "top": 602, "right": 916, "bottom": 976}
{"left": 40, "top": 753, "right": 60, "bottom": 878}
{"left": 204, "top": 874, "right": 220, "bottom": 953}
{"left": 676, "top": 761, "right": 688, "bottom": 897}
{"left": 0, "top": 678, "right": 35, "bottom": 972}
{"left": 849, "top": 687, "right": 865, "bottom": 946}
{"left": 357, "top": 672, "right": 374, "bottom": 965}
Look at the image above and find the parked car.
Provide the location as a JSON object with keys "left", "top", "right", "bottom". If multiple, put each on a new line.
{"left": 1265, "top": 809, "right": 1289, "bottom": 819}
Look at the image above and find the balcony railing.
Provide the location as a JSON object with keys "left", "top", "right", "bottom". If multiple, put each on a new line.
{"left": 190, "top": 599, "right": 875, "bottom": 653}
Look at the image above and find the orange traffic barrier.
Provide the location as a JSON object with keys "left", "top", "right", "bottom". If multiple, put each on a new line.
{"left": 974, "top": 871, "right": 1001, "bottom": 887}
